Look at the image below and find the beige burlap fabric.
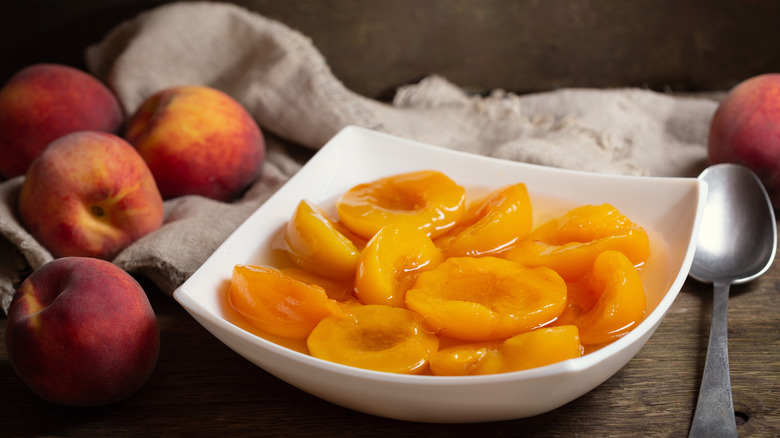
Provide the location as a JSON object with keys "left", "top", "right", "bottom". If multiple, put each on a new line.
{"left": 0, "top": 1, "right": 719, "bottom": 313}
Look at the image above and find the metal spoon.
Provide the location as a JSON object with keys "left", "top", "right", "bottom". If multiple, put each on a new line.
{"left": 688, "top": 163, "right": 777, "bottom": 437}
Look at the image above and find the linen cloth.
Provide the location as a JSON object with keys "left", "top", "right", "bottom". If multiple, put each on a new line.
{"left": 0, "top": 1, "right": 719, "bottom": 313}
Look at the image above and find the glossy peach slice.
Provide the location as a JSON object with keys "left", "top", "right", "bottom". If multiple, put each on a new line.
{"left": 504, "top": 228, "right": 649, "bottom": 281}
{"left": 355, "top": 223, "right": 445, "bottom": 307}
{"left": 500, "top": 325, "right": 584, "bottom": 371}
{"left": 429, "top": 326, "right": 583, "bottom": 376}
{"left": 306, "top": 304, "right": 440, "bottom": 374}
{"left": 530, "top": 203, "right": 638, "bottom": 244}
{"left": 556, "top": 250, "right": 647, "bottom": 345}
{"left": 279, "top": 267, "right": 357, "bottom": 303}
{"left": 428, "top": 341, "right": 504, "bottom": 376}
{"left": 228, "top": 264, "right": 342, "bottom": 339}
{"left": 336, "top": 170, "right": 466, "bottom": 239}
{"left": 275, "top": 200, "right": 360, "bottom": 280}
{"left": 435, "top": 183, "right": 533, "bottom": 257}
{"left": 405, "top": 257, "right": 567, "bottom": 341}
{"left": 504, "top": 203, "right": 650, "bottom": 280}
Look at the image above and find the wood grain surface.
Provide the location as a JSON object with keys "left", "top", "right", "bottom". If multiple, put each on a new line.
{"left": 2, "top": 226, "right": 779, "bottom": 437}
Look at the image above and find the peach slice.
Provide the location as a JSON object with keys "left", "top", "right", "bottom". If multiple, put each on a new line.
{"left": 504, "top": 203, "right": 650, "bottom": 280}
{"left": 436, "top": 183, "right": 533, "bottom": 257}
{"left": 336, "top": 170, "right": 466, "bottom": 239}
{"left": 307, "top": 305, "right": 439, "bottom": 374}
{"left": 228, "top": 265, "right": 342, "bottom": 339}
{"left": 279, "top": 267, "right": 357, "bottom": 303}
{"left": 530, "top": 204, "right": 637, "bottom": 244}
{"left": 428, "top": 341, "right": 504, "bottom": 376}
{"left": 429, "top": 326, "right": 583, "bottom": 376}
{"left": 556, "top": 250, "right": 647, "bottom": 345}
{"left": 405, "top": 257, "right": 567, "bottom": 341}
{"left": 505, "top": 228, "right": 649, "bottom": 281}
{"left": 500, "top": 325, "right": 584, "bottom": 371}
{"left": 275, "top": 200, "right": 361, "bottom": 280}
{"left": 355, "top": 223, "right": 445, "bottom": 307}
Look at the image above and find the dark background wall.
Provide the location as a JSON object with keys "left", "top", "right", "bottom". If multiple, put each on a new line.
{"left": 2, "top": 0, "right": 780, "bottom": 99}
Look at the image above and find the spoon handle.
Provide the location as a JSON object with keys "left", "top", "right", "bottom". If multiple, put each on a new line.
{"left": 689, "top": 281, "right": 738, "bottom": 438}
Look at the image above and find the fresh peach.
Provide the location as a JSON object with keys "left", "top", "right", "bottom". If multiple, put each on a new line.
{"left": 0, "top": 63, "right": 123, "bottom": 179}
{"left": 5, "top": 257, "right": 160, "bottom": 407}
{"left": 18, "top": 131, "right": 164, "bottom": 260}
{"left": 124, "top": 85, "right": 265, "bottom": 202}
{"left": 708, "top": 73, "right": 780, "bottom": 205}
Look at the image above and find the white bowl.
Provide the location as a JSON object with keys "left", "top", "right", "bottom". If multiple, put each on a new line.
{"left": 173, "top": 126, "right": 706, "bottom": 423}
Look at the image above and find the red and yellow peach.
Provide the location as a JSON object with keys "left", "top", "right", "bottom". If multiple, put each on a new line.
{"left": 124, "top": 85, "right": 265, "bottom": 202}
{"left": 5, "top": 257, "right": 160, "bottom": 407}
{"left": 18, "top": 131, "right": 164, "bottom": 260}
{"left": 0, "top": 63, "right": 123, "bottom": 179}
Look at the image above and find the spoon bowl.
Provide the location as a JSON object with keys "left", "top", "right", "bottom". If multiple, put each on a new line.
{"left": 690, "top": 164, "right": 777, "bottom": 285}
{"left": 688, "top": 163, "right": 777, "bottom": 437}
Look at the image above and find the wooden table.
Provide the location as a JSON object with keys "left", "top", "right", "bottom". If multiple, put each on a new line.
{"left": 2, "top": 227, "right": 779, "bottom": 437}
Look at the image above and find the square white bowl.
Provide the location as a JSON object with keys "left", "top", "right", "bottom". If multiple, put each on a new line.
{"left": 173, "top": 125, "right": 706, "bottom": 423}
